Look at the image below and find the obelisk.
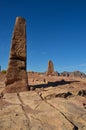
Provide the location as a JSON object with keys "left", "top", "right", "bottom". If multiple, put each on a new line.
{"left": 5, "top": 17, "right": 28, "bottom": 93}
{"left": 46, "top": 60, "right": 55, "bottom": 76}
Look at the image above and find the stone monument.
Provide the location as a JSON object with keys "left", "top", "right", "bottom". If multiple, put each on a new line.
{"left": 46, "top": 60, "right": 55, "bottom": 76}
{"left": 5, "top": 17, "right": 28, "bottom": 93}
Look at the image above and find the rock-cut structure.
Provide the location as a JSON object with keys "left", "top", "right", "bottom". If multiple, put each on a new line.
{"left": 46, "top": 60, "right": 55, "bottom": 76}
{"left": 5, "top": 17, "right": 28, "bottom": 93}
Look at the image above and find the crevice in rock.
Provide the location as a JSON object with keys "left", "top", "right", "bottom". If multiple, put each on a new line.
{"left": 0, "top": 93, "right": 3, "bottom": 98}
{"left": 77, "top": 90, "right": 86, "bottom": 97}
{"left": 17, "top": 93, "right": 31, "bottom": 130}
{"left": 37, "top": 92, "right": 78, "bottom": 130}
{"left": 59, "top": 112, "right": 78, "bottom": 130}
{"left": 44, "top": 92, "right": 73, "bottom": 100}
{"left": 34, "top": 104, "right": 40, "bottom": 110}
{"left": 31, "top": 115, "right": 44, "bottom": 128}
{"left": 10, "top": 57, "right": 25, "bottom": 62}
{"left": 10, "top": 116, "right": 16, "bottom": 124}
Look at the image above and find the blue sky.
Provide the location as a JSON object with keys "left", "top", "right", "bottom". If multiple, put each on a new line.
{"left": 0, "top": 0, "right": 86, "bottom": 73}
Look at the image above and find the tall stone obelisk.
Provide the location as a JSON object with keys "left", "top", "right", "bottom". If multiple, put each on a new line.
{"left": 46, "top": 60, "right": 55, "bottom": 76}
{"left": 5, "top": 17, "right": 28, "bottom": 93}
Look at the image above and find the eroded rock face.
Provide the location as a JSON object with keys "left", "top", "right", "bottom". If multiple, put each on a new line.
{"left": 78, "top": 90, "right": 86, "bottom": 97}
{"left": 45, "top": 92, "right": 72, "bottom": 100}
{"left": 5, "top": 17, "right": 28, "bottom": 93}
{"left": 60, "top": 71, "right": 86, "bottom": 78}
{"left": 46, "top": 60, "right": 55, "bottom": 76}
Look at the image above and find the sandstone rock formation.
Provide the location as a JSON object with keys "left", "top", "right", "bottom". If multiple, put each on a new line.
{"left": 46, "top": 60, "right": 55, "bottom": 76}
{"left": 78, "top": 90, "right": 86, "bottom": 97}
{"left": 60, "top": 71, "right": 70, "bottom": 77}
{"left": 5, "top": 17, "right": 28, "bottom": 93}
{"left": 70, "top": 71, "right": 86, "bottom": 78}
{"left": 0, "top": 72, "right": 86, "bottom": 129}
{"left": 61, "top": 71, "right": 86, "bottom": 78}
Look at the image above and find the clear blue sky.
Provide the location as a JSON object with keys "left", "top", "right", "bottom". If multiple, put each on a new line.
{"left": 0, "top": 0, "right": 86, "bottom": 73}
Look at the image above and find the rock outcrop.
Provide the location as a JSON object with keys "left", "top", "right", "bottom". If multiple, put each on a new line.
{"left": 70, "top": 71, "right": 86, "bottom": 78}
{"left": 61, "top": 71, "right": 86, "bottom": 78}
{"left": 78, "top": 90, "right": 86, "bottom": 97}
{"left": 45, "top": 92, "right": 72, "bottom": 100}
{"left": 60, "top": 71, "right": 70, "bottom": 77}
{"left": 5, "top": 17, "right": 28, "bottom": 93}
{"left": 46, "top": 60, "right": 55, "bottom": 76}
{"left": 0, "top": 72, "right": 86, "bottom": 129}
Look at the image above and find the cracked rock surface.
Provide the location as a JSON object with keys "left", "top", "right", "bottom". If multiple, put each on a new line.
{"left": 0, "top": 72, "right": 86, "bottom": 130}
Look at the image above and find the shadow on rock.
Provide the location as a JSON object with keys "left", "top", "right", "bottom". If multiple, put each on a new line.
{"left": 45, "top": 92, "right": 73, "bottom": 100}
{"left": 30, "top": 79, "right": 80, "bottom": 90}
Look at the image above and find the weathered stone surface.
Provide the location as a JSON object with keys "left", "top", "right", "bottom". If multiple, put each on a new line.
{"left": 70, "top": 71, "right": 86, "bottom": 78}
{"left": 78, "top": 90, "right": 86, "bottom": 97}
{"left": 45, "top": 92, "right": 72, "bottom": 99}
{"left": 60, "top": 71, "right": 70, "bottom": 77}
{"left": 46, "top": 60, "right": 55, "bottom": 76}
{"left": 60, "top": 71, "right": 86, "bottom": 78}
{"left": 5, "top": 17, "right": 28, "bottom": 93}
{"left": 0, "top": 73, "right": 86, "bottom": 129}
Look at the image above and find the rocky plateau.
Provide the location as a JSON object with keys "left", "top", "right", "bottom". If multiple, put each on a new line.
{"left": 0, "top": 72, "right": 86, "bottom": 130}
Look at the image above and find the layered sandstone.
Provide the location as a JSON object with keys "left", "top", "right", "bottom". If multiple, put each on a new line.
{"left": 0, "top": 72, "right": 86, "bottom": 130}
{"left": 5, "top": 17, "right": 28, "bottom": 93}
{"left": 46, "top": 60, "right": 55, "bottom": 76}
